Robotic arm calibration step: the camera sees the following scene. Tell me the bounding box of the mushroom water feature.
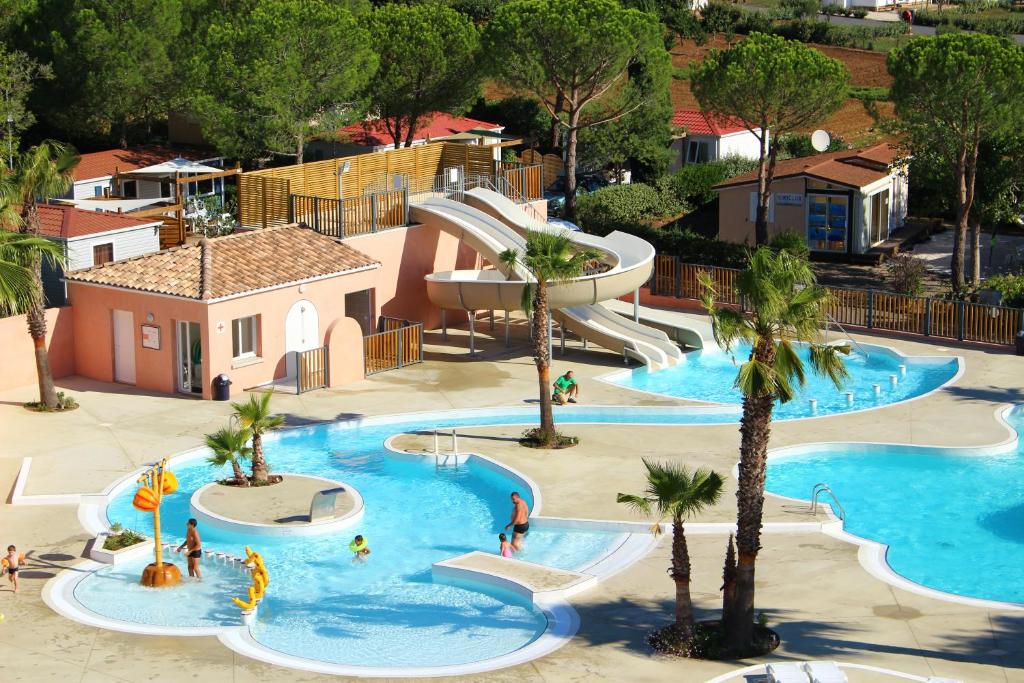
[132,458,181,587]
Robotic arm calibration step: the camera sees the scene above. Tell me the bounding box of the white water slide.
[411,188,684,369]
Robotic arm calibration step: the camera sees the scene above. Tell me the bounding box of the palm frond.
[734,358,776,399]
[773,339,806,392]
[808,343,851,389]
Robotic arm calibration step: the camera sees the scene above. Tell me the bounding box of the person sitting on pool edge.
[552,370,579,405]
[349,535,371,560]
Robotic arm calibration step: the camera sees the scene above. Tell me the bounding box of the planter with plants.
[90,523,153,565]
[24,391,78,413]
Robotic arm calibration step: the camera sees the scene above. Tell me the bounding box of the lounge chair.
[802,661,848,683]
[766,662,808,683]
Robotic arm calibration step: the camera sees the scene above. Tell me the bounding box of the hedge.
[575,183,681,235]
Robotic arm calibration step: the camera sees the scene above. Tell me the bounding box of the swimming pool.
[766,406,1024,606]
[73,410,647,671]
[606,341,960,418]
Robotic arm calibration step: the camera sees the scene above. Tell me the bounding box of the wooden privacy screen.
[521,149,563,190]
[238,142,498,228]
[650,257,1024,347]
[296,346,328,394]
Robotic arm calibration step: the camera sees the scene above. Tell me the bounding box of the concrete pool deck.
[1,312,1022,682]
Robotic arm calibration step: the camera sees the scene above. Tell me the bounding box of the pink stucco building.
[59,222,477,399]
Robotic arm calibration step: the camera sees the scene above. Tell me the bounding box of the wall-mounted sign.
[775,193,804,206]
[141,324,160,350]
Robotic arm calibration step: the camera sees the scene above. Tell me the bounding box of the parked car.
[543,173,609,213]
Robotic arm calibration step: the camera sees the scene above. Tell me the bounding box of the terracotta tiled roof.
[714,143,900,190]
[671,109,752,137]
[74,146,215,182]
[17,204,161,239]
[65,225,380,300]
[339,113,503,147]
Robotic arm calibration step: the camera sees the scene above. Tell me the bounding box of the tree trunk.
[534,282,555,444]
[725,337,776,653]
[563,109,580,223]
[721,533,737,617]
[250,431,269,483]
[21,200,58,409]
[951,148,969,296]
[549,91,564,150]
[231,458,248,486]
[754,131,773,246]
[969,213,981,287]
[404,116,419,148]
[671,518,694,633]
[296,132,304,165]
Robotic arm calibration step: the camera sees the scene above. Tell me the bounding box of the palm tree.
[500,231,599,446]
[617,459,724,636]
[700,247,849,653]
[0,232,64,317]
[0,141,79,409]
[205,425,253,486]
[232,390,284,483]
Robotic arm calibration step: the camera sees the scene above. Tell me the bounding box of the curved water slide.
[411,195,684,368]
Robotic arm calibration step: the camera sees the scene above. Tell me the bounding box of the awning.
[56,197,175,214]
[126,158,223,176]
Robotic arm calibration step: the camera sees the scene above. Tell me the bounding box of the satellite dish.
[811,130,831,153]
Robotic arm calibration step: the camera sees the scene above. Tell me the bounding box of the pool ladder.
[432,427,461,468]
[810,483,846,523]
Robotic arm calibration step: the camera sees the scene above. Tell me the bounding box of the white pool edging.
[189,475,364,537]
[762,404,1024,612]
[598,339,965,424]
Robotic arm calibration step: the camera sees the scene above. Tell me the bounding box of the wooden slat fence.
[290,190,408,238]
[497,163,543,201]
[295,346,329,394]
[650,256,1024,347]
[364,322,424,375]
[521,149,563,190]
[158,216,185,250]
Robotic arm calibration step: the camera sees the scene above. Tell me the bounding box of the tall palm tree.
[0,141,79,409]
[617,459,724,636]
[700,247,849,653]
[0,231,64,317]
[205,425,253,486]
[232,390,284,483]
[500,231,598,447]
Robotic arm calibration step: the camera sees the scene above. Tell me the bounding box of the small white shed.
[670,109,767,173]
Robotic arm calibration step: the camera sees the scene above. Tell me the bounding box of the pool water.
[76,410,646,669]
[766,406,1024,605]
[609,341,959,418]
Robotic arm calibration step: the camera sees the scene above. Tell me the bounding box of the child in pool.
[498,533,514,558]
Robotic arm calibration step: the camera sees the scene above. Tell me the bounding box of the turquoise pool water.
[767,406,1024,605]
[609,342,959,418]
[79,407,716,669]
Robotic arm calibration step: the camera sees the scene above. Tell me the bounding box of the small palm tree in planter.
[701,247,849,655]
[206,425,253,486]
[617,459,724,648]
[232,390,284,484]
[499,231,599,448]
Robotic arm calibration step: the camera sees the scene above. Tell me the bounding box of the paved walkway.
[1,313,1022,682]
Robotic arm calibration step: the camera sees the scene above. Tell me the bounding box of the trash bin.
[213,374,232,401]
[1016,331,1024,357]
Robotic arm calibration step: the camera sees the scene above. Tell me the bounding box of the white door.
[284,300,319,377]
[112,310,136,384]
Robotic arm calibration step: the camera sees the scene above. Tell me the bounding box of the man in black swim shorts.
[504,492,530,551]
[177,518,203,579]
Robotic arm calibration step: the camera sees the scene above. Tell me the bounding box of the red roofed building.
[307,113,506,161]
[65,146,226,205]
[7,204,164,306]
[714,143,908,256]
[669,109,766,172]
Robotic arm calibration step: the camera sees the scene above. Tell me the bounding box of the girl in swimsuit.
[498,533,514,558]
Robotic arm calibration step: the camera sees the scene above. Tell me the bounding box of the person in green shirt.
[552,370,579,405]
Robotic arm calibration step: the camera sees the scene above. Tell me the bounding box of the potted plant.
[90,522,153,565]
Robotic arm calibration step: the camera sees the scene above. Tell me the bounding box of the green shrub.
[576,183,678,235]
[769,230,810,259]
[715,154,760,179]
[781,0,820,19]
[985,272,1024,308]
[669,164,730,208]
[776,132,846,159]
[848,86,890,102]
